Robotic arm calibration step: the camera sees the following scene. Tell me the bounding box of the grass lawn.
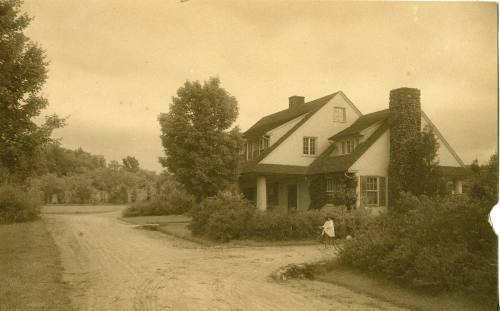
[120,215,319,248]
[0,220,73,311]
[314,261,495,311]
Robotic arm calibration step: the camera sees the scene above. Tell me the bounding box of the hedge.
[189,192,369,242]
[339,192,497,299]
[0,185,41,224]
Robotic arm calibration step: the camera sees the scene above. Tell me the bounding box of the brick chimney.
[289,96,305,109]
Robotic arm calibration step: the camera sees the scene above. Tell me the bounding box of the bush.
[189,191,367,242]
[320,204,372,238]
[249,211,324,241]
[189,191,254,241]
[122,180,195,217]
[339,192,497,299]
[0,185,41,224]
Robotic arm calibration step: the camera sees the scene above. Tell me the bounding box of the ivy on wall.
[309,172,357,210]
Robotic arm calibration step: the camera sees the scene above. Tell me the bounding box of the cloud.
[23,1,497,170]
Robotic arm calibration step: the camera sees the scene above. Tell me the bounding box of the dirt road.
[44,209,406,311]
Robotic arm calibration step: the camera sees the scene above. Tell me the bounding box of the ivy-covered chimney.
[388,87,421,208]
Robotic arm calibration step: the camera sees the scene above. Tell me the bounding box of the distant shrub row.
[122,179,194,217]
[0,185,41,224]
[189,192,370,242]
[339,192,497,300]
[122,196,193,217]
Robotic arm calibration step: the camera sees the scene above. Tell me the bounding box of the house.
[239,87,466,213]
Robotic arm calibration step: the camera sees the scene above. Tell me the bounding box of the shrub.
[339,192,497,299]
[320,204,372,238]
[189,191,368,242]
[249,211,324,240]
[189,191,254,240]
[0,185,41,224]
[122,180,195,217]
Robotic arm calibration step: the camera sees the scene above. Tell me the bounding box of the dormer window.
[339,138,357,155]
[259,136,270,153]
[334,107,346,122]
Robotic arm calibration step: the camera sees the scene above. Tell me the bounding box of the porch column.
[454,179,463,194]
[256,176,267,210]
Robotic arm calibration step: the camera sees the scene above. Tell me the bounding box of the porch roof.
[240,163,308,175]
[439,166,470,178]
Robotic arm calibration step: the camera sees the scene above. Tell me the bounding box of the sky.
[22,1,498,171]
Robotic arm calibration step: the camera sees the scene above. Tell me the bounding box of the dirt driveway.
[44,208,406,311]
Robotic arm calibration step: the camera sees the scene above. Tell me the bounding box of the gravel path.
[44,210,406,311]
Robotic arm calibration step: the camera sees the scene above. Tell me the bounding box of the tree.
[122,156,139,172]
[468,153,498,206]
[390,125,442,212]
[416,126,444,196]
[0,0,65,181]
[108,160,121,172]
[158,77,242,200]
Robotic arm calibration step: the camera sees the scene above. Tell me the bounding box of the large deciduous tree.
[0,0,64,181]
[122,156,140,172]
[158,77,242,200]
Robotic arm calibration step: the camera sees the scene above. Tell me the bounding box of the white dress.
[322,220,335,237]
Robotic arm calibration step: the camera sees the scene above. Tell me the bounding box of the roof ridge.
[243,91,339,138]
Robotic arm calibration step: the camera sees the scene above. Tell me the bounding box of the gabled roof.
[308,116,394,174]
[421,111,465,167]
[329,109,391,140]
[243,92,338,139]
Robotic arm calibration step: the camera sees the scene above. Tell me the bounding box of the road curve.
[44,210,406,311]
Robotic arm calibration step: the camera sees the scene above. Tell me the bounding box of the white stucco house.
[239,87,466,213]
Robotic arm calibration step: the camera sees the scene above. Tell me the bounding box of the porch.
[239,174,310,212]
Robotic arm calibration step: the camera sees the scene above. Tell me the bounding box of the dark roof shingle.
[309,116,394,174]
[243,92,338,139]
[329,109,391,140]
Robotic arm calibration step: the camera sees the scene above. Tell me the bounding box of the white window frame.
[366,177,379,206]
[259,136,270,154]
[339,138,357,155]
[326,177,334,193]
[334,107,346,122]
[303,137,317,156]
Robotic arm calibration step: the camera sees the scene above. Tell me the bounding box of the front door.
[287,184,297,211]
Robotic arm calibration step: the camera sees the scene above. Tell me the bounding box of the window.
[360,176,386,207]
[334,107,346,122]
[326,178,334,193]
[366,177,378,205]
[240,143,248,161]
[339,139,357,155]
[259,136,270,154]
[346,140,355,153]
[303,137,317,155]
[251,141,259,159]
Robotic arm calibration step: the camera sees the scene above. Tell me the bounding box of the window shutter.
[342,108,346,122]
[360,176,367,207]
[379,177,386,206]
